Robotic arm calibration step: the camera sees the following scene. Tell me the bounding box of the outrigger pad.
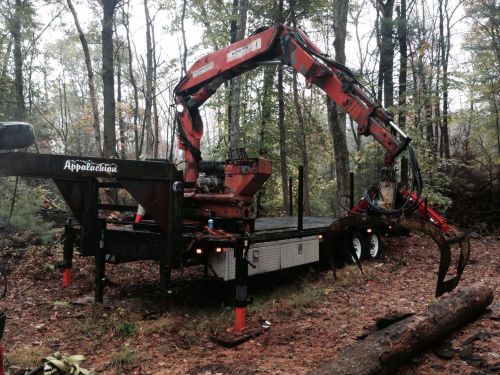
[211,326,267,348]
[0,122,35,150]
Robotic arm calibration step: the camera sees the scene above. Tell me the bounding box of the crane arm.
[174,24,410,183]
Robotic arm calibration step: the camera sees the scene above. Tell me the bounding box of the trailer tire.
[366,233,381,260]
[0,122,35,150]
[349,231,365,264]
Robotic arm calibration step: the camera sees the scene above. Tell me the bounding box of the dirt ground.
[1,231,498,374]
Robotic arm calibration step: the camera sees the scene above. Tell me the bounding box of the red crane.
[174,24,413,226]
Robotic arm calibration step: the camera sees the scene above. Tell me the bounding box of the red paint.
[0,342,4,375]
[401,189,455,235]
[349,197,370,216]
[234,307,246,333]
[183,158,271,220]
[174,27,280,94]
[134,205,146,224]
[62,268,72,287]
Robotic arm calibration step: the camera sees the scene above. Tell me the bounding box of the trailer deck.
[254,216,336,232]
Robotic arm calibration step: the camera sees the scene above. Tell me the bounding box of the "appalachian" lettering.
[63,159,118,174]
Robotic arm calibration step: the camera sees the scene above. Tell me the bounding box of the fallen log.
[308,282,494,375]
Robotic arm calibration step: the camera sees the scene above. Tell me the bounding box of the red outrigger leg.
[62,268,72,287]
[0,311,6,375]
[61,219,75,287]
[232,237,249,333]
[234,307,246,333]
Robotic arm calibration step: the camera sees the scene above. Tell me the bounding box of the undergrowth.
[0,177,53,242]
[5,344,51,368]
[109,348,136,370]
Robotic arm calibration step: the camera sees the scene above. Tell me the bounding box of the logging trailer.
[0,24,470,340]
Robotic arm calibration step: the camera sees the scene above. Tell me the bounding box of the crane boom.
[174,24,412,222]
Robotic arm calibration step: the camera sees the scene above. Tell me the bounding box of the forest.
[0,0,498,223]
[0,0,498,374]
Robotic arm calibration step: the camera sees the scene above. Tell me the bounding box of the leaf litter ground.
[1,233,498,374]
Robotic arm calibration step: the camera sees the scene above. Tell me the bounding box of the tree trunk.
[27,49,35,115]
[256,67,275,217]
[12,0,25,121]
[180,0,188,75]
[293,71,311,215]
[424,77,434,145]
[1,37,13,82]
[290,1,310,215]
[440,0,451,158]
[277,65,290,215]
[327,0,349,214]
[152,22,159,158]
[309,283,494,375]
[397,0,408,184]
[379,0,395,110]
[226,0,239,137]
[143,0,154,158]
[116,41,126,159]
[67,0,102,156]
[229,0,248,151]
[102,0,118,158]
[375,8,383,103]
[123,7,140,159]
[493,91,500,154]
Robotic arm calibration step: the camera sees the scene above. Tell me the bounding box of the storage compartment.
[208,236,319,281]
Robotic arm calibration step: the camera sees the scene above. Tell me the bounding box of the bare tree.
[143,0,154,157]
[67,0,103,156]
[397,0,408,182]
[152,17,159,158]
[438,0,460,158]
[12,0,25,120]
[378,0,395,109]
[229,0,248,151]
[256,66,275,217]
[277,0,290,214]
[291,2,310,215]
[123,7,140,159]
[116,35,126,159]
[180,0,188,75]
[327,0,350,214]
[102,0,120,158]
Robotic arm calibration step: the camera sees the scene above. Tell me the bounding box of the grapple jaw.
[399,217,470,297]
[323,216,470,297]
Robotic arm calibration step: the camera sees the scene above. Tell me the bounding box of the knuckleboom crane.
[174,24,413,222]
[0,24,470,341]
[174,24,469,301]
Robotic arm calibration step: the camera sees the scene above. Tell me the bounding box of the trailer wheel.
[349,231,364,263]
[0,122,35,150]
[366,233,381,260]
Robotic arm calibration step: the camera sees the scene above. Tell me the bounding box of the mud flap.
[323,216,470,297]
